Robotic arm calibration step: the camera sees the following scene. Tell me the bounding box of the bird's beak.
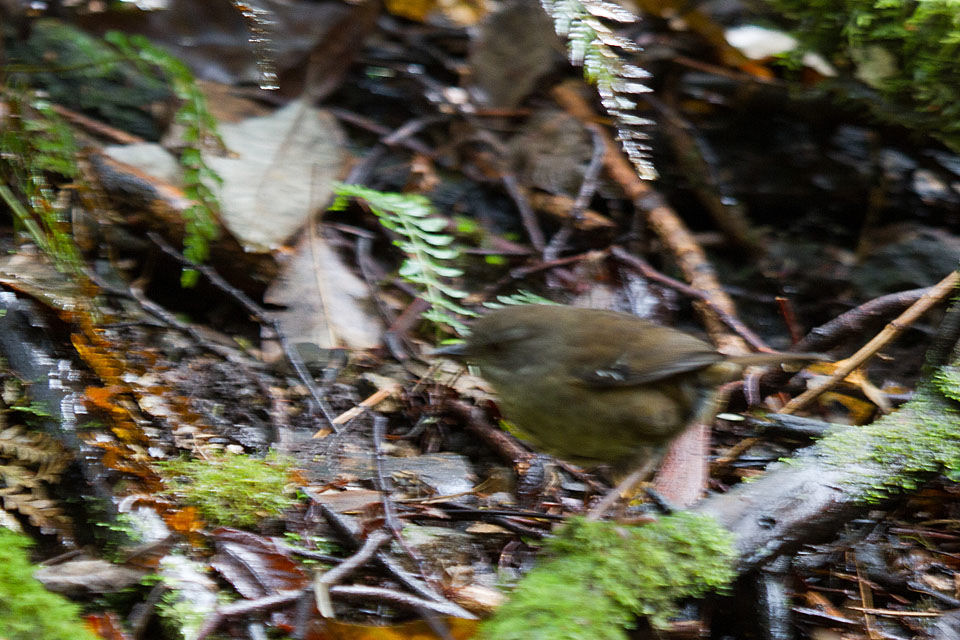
[429,342,470,358]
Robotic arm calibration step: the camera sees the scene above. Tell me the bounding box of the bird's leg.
[586,454,661,520]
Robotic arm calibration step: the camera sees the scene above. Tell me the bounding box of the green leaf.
[398,261,424,278]
[421,245,459,260]
[181,268,200,288]
[419,232,455,246]
[431,264,464,278]
[414,217,449,232]
[180,147,202,168]
[328,183,474,335]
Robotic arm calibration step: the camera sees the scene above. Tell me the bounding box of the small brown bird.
[435,304,821,475]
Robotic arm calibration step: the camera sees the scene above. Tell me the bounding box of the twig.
[479,250,589,301]
[526,192,614,231]
[543,124,607,262]
[372,416,404,543]
[355,235,413,362]
[329,108,437,157]
[775,296,804,345]
[128,579,165,640]
[372,415,458,640]
[712,436,760,470]
[331,585,475,617]
[278,542,340,564]
[383,296,430,364]
[318,504,471,613]
[314,530,391,617]
[501,173,545,252]
[445,398,533,468]
[852,553,878,640]
[672,54,780,85]
[793,287,934,354]
[328,387,398,429]
[550,85,747,353]
[371,415,439,591]
[88,272,265,368]
[586,456,659,520]
[345,115,443,184]
[508,250,601,281]
[195,583,476,640]
[742,413,841,440]
[741,370,761,406]
[781,270,959,414]
[759,285,933,391]
[330,223,421,301]
[195,591,300,640]
[845,607,940,618]
[610,246,772,352]
[431,503,562,522]
[52,103,146,144]
[354,237,392,330]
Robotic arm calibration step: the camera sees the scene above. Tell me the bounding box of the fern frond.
[0,93,84,274]
[0,425,74,541]
[540,0,657,180]
[485,291,558,308]
[105,32,224,287]
[330,184,477,336]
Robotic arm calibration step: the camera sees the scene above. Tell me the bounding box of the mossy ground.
[0,527,99,640]
[480,513,737,640]
[158,451,299,529]
[817,378,960,501]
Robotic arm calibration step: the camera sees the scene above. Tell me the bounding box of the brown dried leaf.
[308,616,480,640]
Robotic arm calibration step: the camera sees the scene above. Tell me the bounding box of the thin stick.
[502,173,545,252]
[326,387,397,430]
[373,416,404,544]
[318,503,470,613]
[586,456,659,520]
[195,582,475,639]
[781,270,959,414]
[314,530,390,617]
[543,124,606,261]
[371,415,437,591]
[610,246,772,352]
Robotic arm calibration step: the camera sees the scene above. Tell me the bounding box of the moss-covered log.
[696,379,960,571]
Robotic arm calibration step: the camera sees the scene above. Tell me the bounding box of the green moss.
[480,513,736,640]
[158,451,298,528]
[766,0,960,152]
[815,380,960,499]
[0,528,99,640]
[934,364,960,404]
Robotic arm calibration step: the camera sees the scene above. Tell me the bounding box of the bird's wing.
[570,350,723,388]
